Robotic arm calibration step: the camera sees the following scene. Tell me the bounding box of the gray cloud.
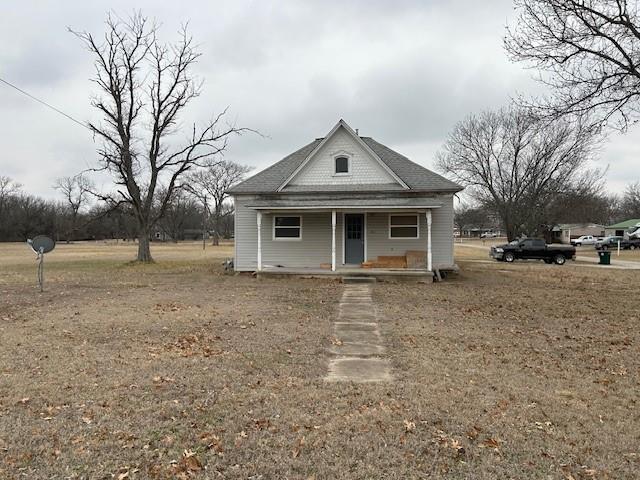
[0,0,637,200]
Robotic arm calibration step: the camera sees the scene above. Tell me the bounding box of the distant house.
[227,119,463,273]
[460,226,503,238]
[605,219,640,237]
[549,223,605,244]
[153,229,210,242]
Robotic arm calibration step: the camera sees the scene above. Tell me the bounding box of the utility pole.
[202,193,207,251]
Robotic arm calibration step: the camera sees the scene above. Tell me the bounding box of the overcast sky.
[1,0,638,201]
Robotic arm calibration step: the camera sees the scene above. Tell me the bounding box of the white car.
[571,235,599,246]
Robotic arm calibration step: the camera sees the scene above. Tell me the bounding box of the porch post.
[426,210,432,272]
[257,211,262,271]
[331,210,336,271]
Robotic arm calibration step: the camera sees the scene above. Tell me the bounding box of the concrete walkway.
[325,281,393,383]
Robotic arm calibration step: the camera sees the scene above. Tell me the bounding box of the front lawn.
[0,241,637,478]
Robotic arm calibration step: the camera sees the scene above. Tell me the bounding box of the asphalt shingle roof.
[228,135,462,194]
[245,197,444,209]
[281,183,406,193]
[228,139,321,194]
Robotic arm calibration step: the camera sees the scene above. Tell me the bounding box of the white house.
[227,119,463,274]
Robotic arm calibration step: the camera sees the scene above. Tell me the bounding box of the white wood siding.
[363,195,454,267]
[233,194,455,271]
[234,195,341,270]
[289,127,397,186]
[430,194,455,267]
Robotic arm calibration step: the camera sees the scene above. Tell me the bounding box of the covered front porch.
[246,197,442,273]
[256,266,435,281]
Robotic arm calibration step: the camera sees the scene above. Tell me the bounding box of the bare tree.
[71,12,247,261]
[437,107,601,240]
[454,202,501,237]
[54,174,94,242]
[187,160,250,245]
[547,175,615,225]
[620,181,640,218]
[155,188,201,242]
[0,176,22,217]
[0,176,23,239]
[505,0,640,129]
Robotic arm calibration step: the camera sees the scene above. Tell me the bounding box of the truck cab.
[490,238,576,265]
[571,235,598,246]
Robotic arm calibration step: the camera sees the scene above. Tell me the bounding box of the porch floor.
[256,265,434,280]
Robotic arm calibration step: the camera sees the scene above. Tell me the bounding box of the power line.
[0,76,91,131]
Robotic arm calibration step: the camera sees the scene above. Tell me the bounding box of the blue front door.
[345,214,364,264]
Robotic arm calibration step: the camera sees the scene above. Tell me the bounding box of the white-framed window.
[389,214,419,239]
[333,156,350,176]
[273,215,302,240]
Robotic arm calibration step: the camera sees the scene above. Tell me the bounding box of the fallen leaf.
[481,437,500,449]
[179,450,202,472]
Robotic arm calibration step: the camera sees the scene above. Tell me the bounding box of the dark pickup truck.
[490,238,576,265]
[595,236,640,250]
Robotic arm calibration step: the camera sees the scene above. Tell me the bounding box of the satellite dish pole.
[202,193,207,251]
[37,246,45,292]
[26,235,55,292]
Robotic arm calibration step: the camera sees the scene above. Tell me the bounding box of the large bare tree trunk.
[212,206,221,246]
[137,229,152,262]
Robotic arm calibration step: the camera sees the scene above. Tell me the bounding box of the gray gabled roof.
[361,138,461,192]
[228,134,462,194]
[245,197,444,210]
[228,139,322,194]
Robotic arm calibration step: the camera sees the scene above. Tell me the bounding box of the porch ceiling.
[245,197,443,211]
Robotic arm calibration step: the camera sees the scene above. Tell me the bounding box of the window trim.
[272,215,303,241]
[388,214,420,240]
[332,153,351,176]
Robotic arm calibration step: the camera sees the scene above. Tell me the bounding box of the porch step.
[341,276,377,284]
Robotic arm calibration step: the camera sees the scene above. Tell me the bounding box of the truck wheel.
[504,252,515,263]
[554,254,566,265]
[544,259,552,264]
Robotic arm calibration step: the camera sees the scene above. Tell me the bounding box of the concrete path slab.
[327,342,386,356]
[333,321,378,331]
[325,282,393,383]
[326,358,393,382]
[334,329,381,344]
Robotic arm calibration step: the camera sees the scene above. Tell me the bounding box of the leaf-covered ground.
[0,241,638,479]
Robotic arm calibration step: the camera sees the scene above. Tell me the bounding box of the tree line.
[0,159,248,243]
[455,181,640,237]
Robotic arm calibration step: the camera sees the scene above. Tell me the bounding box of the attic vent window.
[334,156,350,175]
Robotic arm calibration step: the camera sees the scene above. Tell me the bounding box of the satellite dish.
[30,235,55,254]
[26,235,55,292]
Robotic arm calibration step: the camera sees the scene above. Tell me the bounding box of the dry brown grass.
[574,245,640,261]
[1,241,638,479]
